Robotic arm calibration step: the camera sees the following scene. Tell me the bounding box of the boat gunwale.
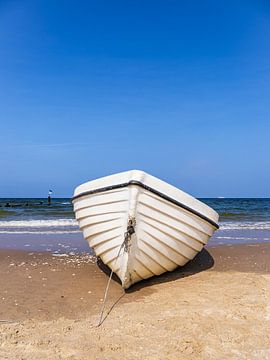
[72,180,219,229]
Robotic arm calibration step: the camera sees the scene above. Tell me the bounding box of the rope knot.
[124,218,136,252]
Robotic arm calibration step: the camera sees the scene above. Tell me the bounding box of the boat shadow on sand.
[97,248,214,293]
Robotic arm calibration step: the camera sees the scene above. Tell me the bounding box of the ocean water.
[0,198,77,234]
[0,198,270,251]
[204,198,270,246]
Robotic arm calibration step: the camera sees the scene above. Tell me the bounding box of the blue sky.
[1,0,270,197]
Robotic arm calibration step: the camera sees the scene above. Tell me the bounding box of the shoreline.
[1,242,270,359]
[1,226,270,254]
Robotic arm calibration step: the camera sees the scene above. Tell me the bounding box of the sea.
[0,198,270,253]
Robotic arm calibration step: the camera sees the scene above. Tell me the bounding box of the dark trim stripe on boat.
[72,180,219,229]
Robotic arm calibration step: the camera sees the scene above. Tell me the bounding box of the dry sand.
[0,243,270,359]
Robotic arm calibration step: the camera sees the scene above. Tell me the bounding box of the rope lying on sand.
[96,222,135,327]
[96,245,125,327]
[0,320,19,324]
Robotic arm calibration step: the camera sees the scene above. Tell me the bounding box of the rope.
[0,320,18,324]
[96,223,134,327]
[96,268,115,327]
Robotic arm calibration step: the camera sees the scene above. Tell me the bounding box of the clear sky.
[1,0,270,197]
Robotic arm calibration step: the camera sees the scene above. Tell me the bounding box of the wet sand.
[1,243,270,359]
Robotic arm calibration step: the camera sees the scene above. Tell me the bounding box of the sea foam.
[0,219,78,228]
[220,221,270,230]
[0,219,79,234]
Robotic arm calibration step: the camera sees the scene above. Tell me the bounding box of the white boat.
[72,170,219,289]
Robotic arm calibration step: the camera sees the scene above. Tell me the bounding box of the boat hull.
[72,170,219,289]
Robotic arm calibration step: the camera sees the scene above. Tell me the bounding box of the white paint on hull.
[73,170,219,289]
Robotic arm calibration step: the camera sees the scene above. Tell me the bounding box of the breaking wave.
[220,221,270,230]
[0,219,79,234]
[0,230,81,234]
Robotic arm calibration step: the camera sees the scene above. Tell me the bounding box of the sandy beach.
[0,243,270,359]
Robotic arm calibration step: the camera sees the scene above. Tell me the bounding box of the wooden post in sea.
[48,190,52,206]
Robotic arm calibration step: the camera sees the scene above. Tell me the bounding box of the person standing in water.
[48,190,52,206]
